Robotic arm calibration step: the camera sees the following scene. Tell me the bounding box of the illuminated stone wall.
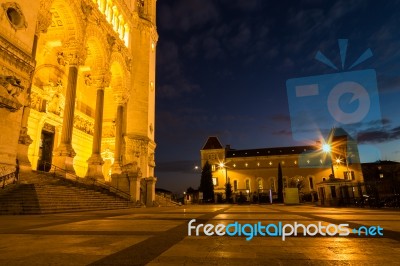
[201,135,364,199]
[0,0,158,206]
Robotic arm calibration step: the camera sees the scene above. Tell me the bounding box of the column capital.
[92,70,112,88]
[113,92,129,105]
[59,41,87,67]
[35,10,52,35]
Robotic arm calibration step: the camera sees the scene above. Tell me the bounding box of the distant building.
[200,128,364,205]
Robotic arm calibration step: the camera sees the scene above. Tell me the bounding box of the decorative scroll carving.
[73,115,94,135]
[36,10,52,34]
[0,75,24,112]
[0,75,24,97]
[113,92,129,105]
[81,0,93,20]
[92,70,111,88]
[62,41,87,66]
[29,91,43,112]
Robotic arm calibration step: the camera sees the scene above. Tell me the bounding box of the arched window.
[233,180,238,191]
[245,179,250,191]
[257,178,263,190]
[270,177,275,191]
[309,176,314,190]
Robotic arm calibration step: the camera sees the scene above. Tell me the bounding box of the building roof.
[202,136,223,150]
[226,145,318,158]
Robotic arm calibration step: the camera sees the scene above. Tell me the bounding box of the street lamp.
[322,143,335,179]
[218,162,228,184]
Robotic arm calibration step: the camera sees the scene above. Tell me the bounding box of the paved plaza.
[0,204,399,265]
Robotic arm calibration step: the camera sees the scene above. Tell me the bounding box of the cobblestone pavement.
[0,204,399,265]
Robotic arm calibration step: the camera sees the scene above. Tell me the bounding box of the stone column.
[86,88,105,180]
[145,176,157,207]
[111,93,128,188]
[86,72,110,180]
[52,47,86,173]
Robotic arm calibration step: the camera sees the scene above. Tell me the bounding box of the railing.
[39,161,131,201]
[1,171,17,189]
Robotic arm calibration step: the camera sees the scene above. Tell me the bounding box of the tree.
[225,181,233,203]
[277,163,283,203]
[199,161,214,202]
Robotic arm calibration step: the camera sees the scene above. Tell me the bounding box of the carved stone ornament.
[73,115,94,135]
[0,75,24,111]
[2,2,28,31]
[81,0,93,20]
[36,10,52,34]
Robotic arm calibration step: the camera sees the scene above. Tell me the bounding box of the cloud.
[158,0,219,32]
[230,23,252,49]
[357,123,400,144]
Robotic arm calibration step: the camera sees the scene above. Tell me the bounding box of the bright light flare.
[322,144,331,153]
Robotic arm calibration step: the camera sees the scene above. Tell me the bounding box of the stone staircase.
[155,194,181,207]
[0,170,132,214]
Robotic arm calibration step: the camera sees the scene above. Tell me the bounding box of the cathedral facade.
[0,0,157,205]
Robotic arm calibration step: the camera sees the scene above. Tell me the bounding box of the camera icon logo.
[286,39,382,141]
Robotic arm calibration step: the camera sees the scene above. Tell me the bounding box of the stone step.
[0,172,132,214]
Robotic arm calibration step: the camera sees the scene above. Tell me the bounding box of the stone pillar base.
[52,143,76,174]
[129,175,141,203]
[111,162,122,175]
[122,162,142,203]
[86,154,104,180]
[17,128,32,168]
[145,176,157,207]
[111,173,129,194]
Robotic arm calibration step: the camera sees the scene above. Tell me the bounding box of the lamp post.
[218,162,228,184]
[322,143,335,179]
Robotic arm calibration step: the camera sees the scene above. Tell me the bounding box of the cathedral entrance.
[37,124,55,172]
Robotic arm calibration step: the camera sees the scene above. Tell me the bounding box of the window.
[344,171,355,180]
[245,179,250,190]
[309,177,314,189]
[233,180,238,191]
[330,186,337,198]
[211,164,216,171]
[212,177,218,186]
[258,179,263,189]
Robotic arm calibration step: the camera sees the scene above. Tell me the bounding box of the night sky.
[154,0,400,193]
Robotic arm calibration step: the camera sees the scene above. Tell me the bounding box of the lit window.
[211,165,216,171]
[258,179,263,189]
[245,179,250,190]
[212,177,218,186]
[233,180,238,191]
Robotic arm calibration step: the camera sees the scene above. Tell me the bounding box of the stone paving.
[0,204,399,265]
